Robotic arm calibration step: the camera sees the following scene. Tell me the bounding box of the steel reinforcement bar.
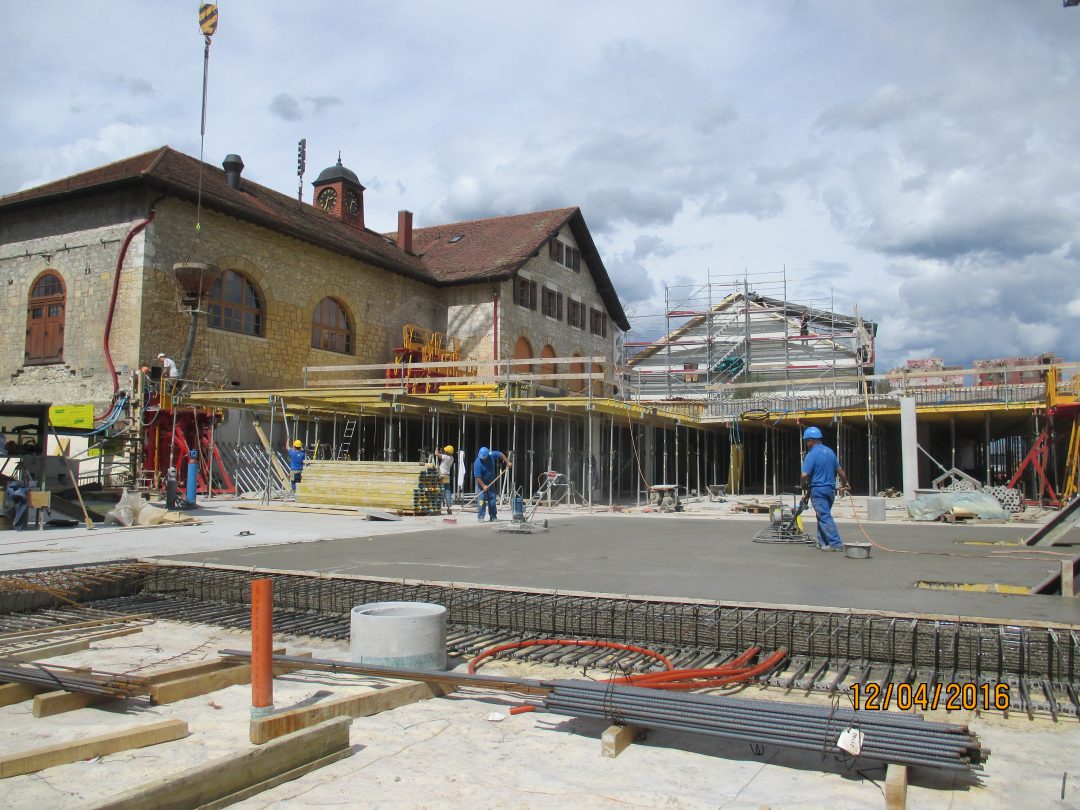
[132,565,1078,686]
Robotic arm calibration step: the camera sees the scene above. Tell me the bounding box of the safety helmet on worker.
[803,427,823,441]
[443,445,454,454]
[478,446,490,459]
[293,440,303,448]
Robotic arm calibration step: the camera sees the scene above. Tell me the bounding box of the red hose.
[469,639,788,706]
[100,202,160,417]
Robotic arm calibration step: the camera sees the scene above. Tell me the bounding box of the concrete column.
[900,396,918,500]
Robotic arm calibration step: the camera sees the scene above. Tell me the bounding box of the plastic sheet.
[906,490,1009,522]
[105,489,149,527]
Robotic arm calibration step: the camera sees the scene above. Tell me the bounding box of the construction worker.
[473,446,511,522]
[434,445,455,514]
[288,440,306,494]
[800,426,850,551]
[157,353,179,379]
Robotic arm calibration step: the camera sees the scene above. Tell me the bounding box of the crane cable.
[194,4,218,240]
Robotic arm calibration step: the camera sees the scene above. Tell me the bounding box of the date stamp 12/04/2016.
[850,682,1011,712]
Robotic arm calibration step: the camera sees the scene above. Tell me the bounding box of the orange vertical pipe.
[250,578,273,716]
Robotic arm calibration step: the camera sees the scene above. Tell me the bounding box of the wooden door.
[25,273,65,364]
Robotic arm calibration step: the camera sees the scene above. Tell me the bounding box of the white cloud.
[1,1,1079,370]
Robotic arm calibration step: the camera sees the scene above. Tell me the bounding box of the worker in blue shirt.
[800,426,850,551]
[473,446,512,522]
[288,440,306,494]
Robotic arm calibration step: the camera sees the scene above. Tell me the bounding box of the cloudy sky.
[3,1,1079,370]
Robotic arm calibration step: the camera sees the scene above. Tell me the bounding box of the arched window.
[539,344,557,388]
[208,269,264,337]
[569,354,586,395]
[513,336,533,374]
[311,297,353,354]
[25,272,65,365]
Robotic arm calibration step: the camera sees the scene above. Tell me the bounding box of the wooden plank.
[0,719,189,779]
[9,638,90,661]
[150,650,310,704]
[142,658,237,685]
[33,689,115,718]
[198,749,353,809]
[885,763,908,810]
[0,614,150,642]
[601,723,641,759]
[10,625,145,662]
[249,680,450,744]
[0,682,45,707]
[95,717,352,810]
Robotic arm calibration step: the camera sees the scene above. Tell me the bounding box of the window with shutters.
[208,269,264,337]
[549,238,580,272]
[567,299,584,329]
[25,271,66,365]
[541,287,563,321]
[311,297,353,354]
[589,308,608,337]
[515,277,537,310]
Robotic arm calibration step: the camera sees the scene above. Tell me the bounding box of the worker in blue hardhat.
[473,446,512,522]
[800,426,850,551]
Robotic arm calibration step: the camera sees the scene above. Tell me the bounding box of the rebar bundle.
[535,679,988,775]
[0,659,149,698]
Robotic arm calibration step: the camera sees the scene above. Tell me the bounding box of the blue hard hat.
[478,446,490,459]
[803,426,823,440]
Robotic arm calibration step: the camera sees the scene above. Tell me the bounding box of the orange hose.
[469,639,788,707]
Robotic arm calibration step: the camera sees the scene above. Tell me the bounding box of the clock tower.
[311,155,365,228]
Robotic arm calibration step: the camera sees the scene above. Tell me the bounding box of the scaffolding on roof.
[625,269,876,403]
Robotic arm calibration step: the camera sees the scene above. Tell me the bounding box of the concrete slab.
[159,514,1080,625]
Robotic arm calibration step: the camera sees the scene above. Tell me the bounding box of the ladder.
[337,420,357,459]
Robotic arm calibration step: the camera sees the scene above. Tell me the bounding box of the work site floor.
[2,620,1077,809]
[158,513,1080,625]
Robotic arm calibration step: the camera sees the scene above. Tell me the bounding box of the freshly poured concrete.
[160,514,1080,625]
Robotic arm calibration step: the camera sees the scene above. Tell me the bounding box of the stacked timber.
[297,461,443,514]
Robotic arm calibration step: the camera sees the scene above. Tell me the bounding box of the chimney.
[222,154,244,190]
[397,210,414,254]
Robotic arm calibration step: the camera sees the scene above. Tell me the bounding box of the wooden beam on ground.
[601,723,641,759]
[32,689,114,718]
[142,658,239,685]
[94,717,352,810]
[0,683,46,707]
[9,626,143,662]
[249,680,451,744]
[150,650,309,705]
[0,718,188,779]
[0,614,150,642]
[885,763,908,810]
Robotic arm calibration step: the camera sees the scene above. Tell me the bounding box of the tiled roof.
[409,208,630,330]
[1,147,630,330]
[0,146,429,281]
[410,208,576,283]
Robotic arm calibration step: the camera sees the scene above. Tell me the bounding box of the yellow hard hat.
[443,445,454,453]
[293,440,303,448]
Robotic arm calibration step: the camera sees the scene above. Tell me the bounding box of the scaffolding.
[625,269,875,404]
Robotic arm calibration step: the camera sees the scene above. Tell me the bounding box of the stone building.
[0,147,630,407]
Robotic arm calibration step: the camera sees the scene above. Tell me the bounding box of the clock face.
[343,190,360,215]
[316,187,337,212]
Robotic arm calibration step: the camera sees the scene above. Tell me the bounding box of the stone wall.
[0,188,149,406]
[142,198,445,390]
[499,225,616,392]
